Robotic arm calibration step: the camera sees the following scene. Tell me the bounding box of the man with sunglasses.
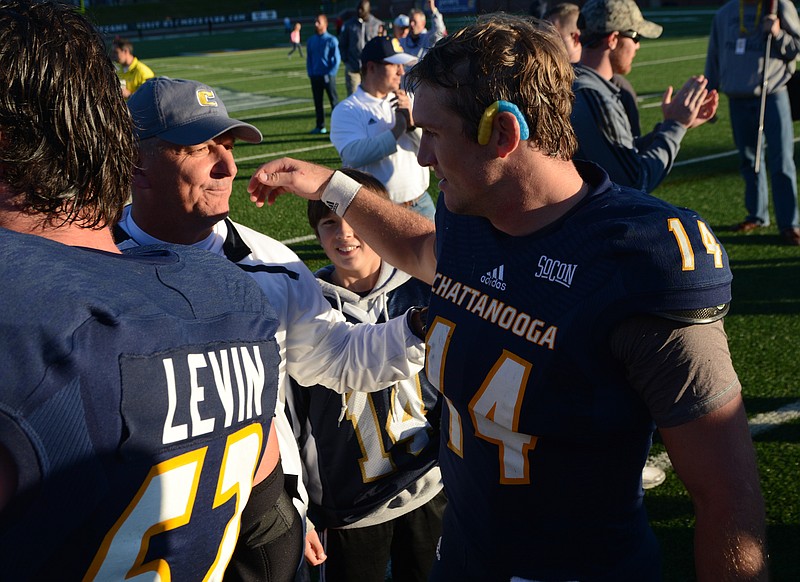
[571,0,719,194]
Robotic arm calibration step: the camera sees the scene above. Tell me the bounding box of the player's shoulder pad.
[588,188,733,312]
[125,243,279,321]
[655,303,730,324]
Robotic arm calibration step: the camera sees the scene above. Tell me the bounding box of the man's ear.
[606,31,619,50]
[570,30,581,48]
[494,111,523,158]
[131,160,151,190]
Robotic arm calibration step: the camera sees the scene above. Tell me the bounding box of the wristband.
[407,306,429,340]
[321,170,361,217]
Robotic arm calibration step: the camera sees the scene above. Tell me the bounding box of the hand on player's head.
[248,158,335,207]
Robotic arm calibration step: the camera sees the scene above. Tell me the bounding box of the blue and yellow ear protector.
[477,100,531,145]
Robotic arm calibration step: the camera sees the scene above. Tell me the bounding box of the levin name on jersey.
[430,273,558,350]
[120,341,273,454]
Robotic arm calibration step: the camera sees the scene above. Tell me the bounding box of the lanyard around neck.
[740,0,764,35]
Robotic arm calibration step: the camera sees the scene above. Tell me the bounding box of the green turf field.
[133,13,799,580]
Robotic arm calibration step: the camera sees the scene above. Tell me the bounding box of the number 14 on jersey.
[426,317,538,485]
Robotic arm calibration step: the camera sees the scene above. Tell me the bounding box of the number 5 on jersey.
[84,423,263,581]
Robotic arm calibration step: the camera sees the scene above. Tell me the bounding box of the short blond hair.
[406,13,577,160]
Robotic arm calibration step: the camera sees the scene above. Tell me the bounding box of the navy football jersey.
[427,162,731,581]
[0,230,280,581]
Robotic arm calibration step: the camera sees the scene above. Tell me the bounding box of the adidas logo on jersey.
[480,264,507,290]
[535,254,577,288]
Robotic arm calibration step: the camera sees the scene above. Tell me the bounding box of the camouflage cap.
[579,0,662,40]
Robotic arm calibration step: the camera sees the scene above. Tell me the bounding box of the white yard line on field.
[674,149,738,166]
[239,106,317,120]
[248,85,315,94]
[236,141,335,162]
[213,71,308,85]
[672,136,800,166]
[281,234,318,245]
[647,398,800,472]
[634,53,708,67]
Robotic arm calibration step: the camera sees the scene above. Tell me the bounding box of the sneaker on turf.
[310,127,327,134]
[735,220,763,233]
[780,227,800,245]
[642,465,666,489]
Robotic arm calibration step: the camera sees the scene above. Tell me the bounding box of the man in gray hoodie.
[705,0,800,245]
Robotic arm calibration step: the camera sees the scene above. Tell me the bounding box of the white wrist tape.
[321,171,361,217]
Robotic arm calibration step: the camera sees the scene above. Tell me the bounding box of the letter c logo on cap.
[196,90,218,107]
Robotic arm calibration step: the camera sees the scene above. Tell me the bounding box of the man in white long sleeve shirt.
[118,77,427,582]
[330,36,435,220]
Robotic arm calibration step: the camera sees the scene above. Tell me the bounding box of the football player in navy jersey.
[0,2,283,579]
[248,13,767,582]
[120,76,428,581]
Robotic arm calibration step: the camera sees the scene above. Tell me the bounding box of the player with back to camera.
[119,76,428,581]
[247,13,767,581]
[0,1,283,579]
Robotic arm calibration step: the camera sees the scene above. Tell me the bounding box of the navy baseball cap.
[127,77,262,145]
[361,36,417,65]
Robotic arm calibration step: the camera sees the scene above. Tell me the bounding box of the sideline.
[635,53,707,67]
[239,136,800,169]
[237,141,334,163]
[647,399,800,472]
[674,136,800,167]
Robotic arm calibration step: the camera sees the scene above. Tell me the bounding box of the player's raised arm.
[249,158,438,284]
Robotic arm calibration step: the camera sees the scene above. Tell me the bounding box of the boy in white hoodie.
[289,169,444,582]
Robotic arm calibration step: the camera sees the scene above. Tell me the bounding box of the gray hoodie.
[706,0,800,97]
